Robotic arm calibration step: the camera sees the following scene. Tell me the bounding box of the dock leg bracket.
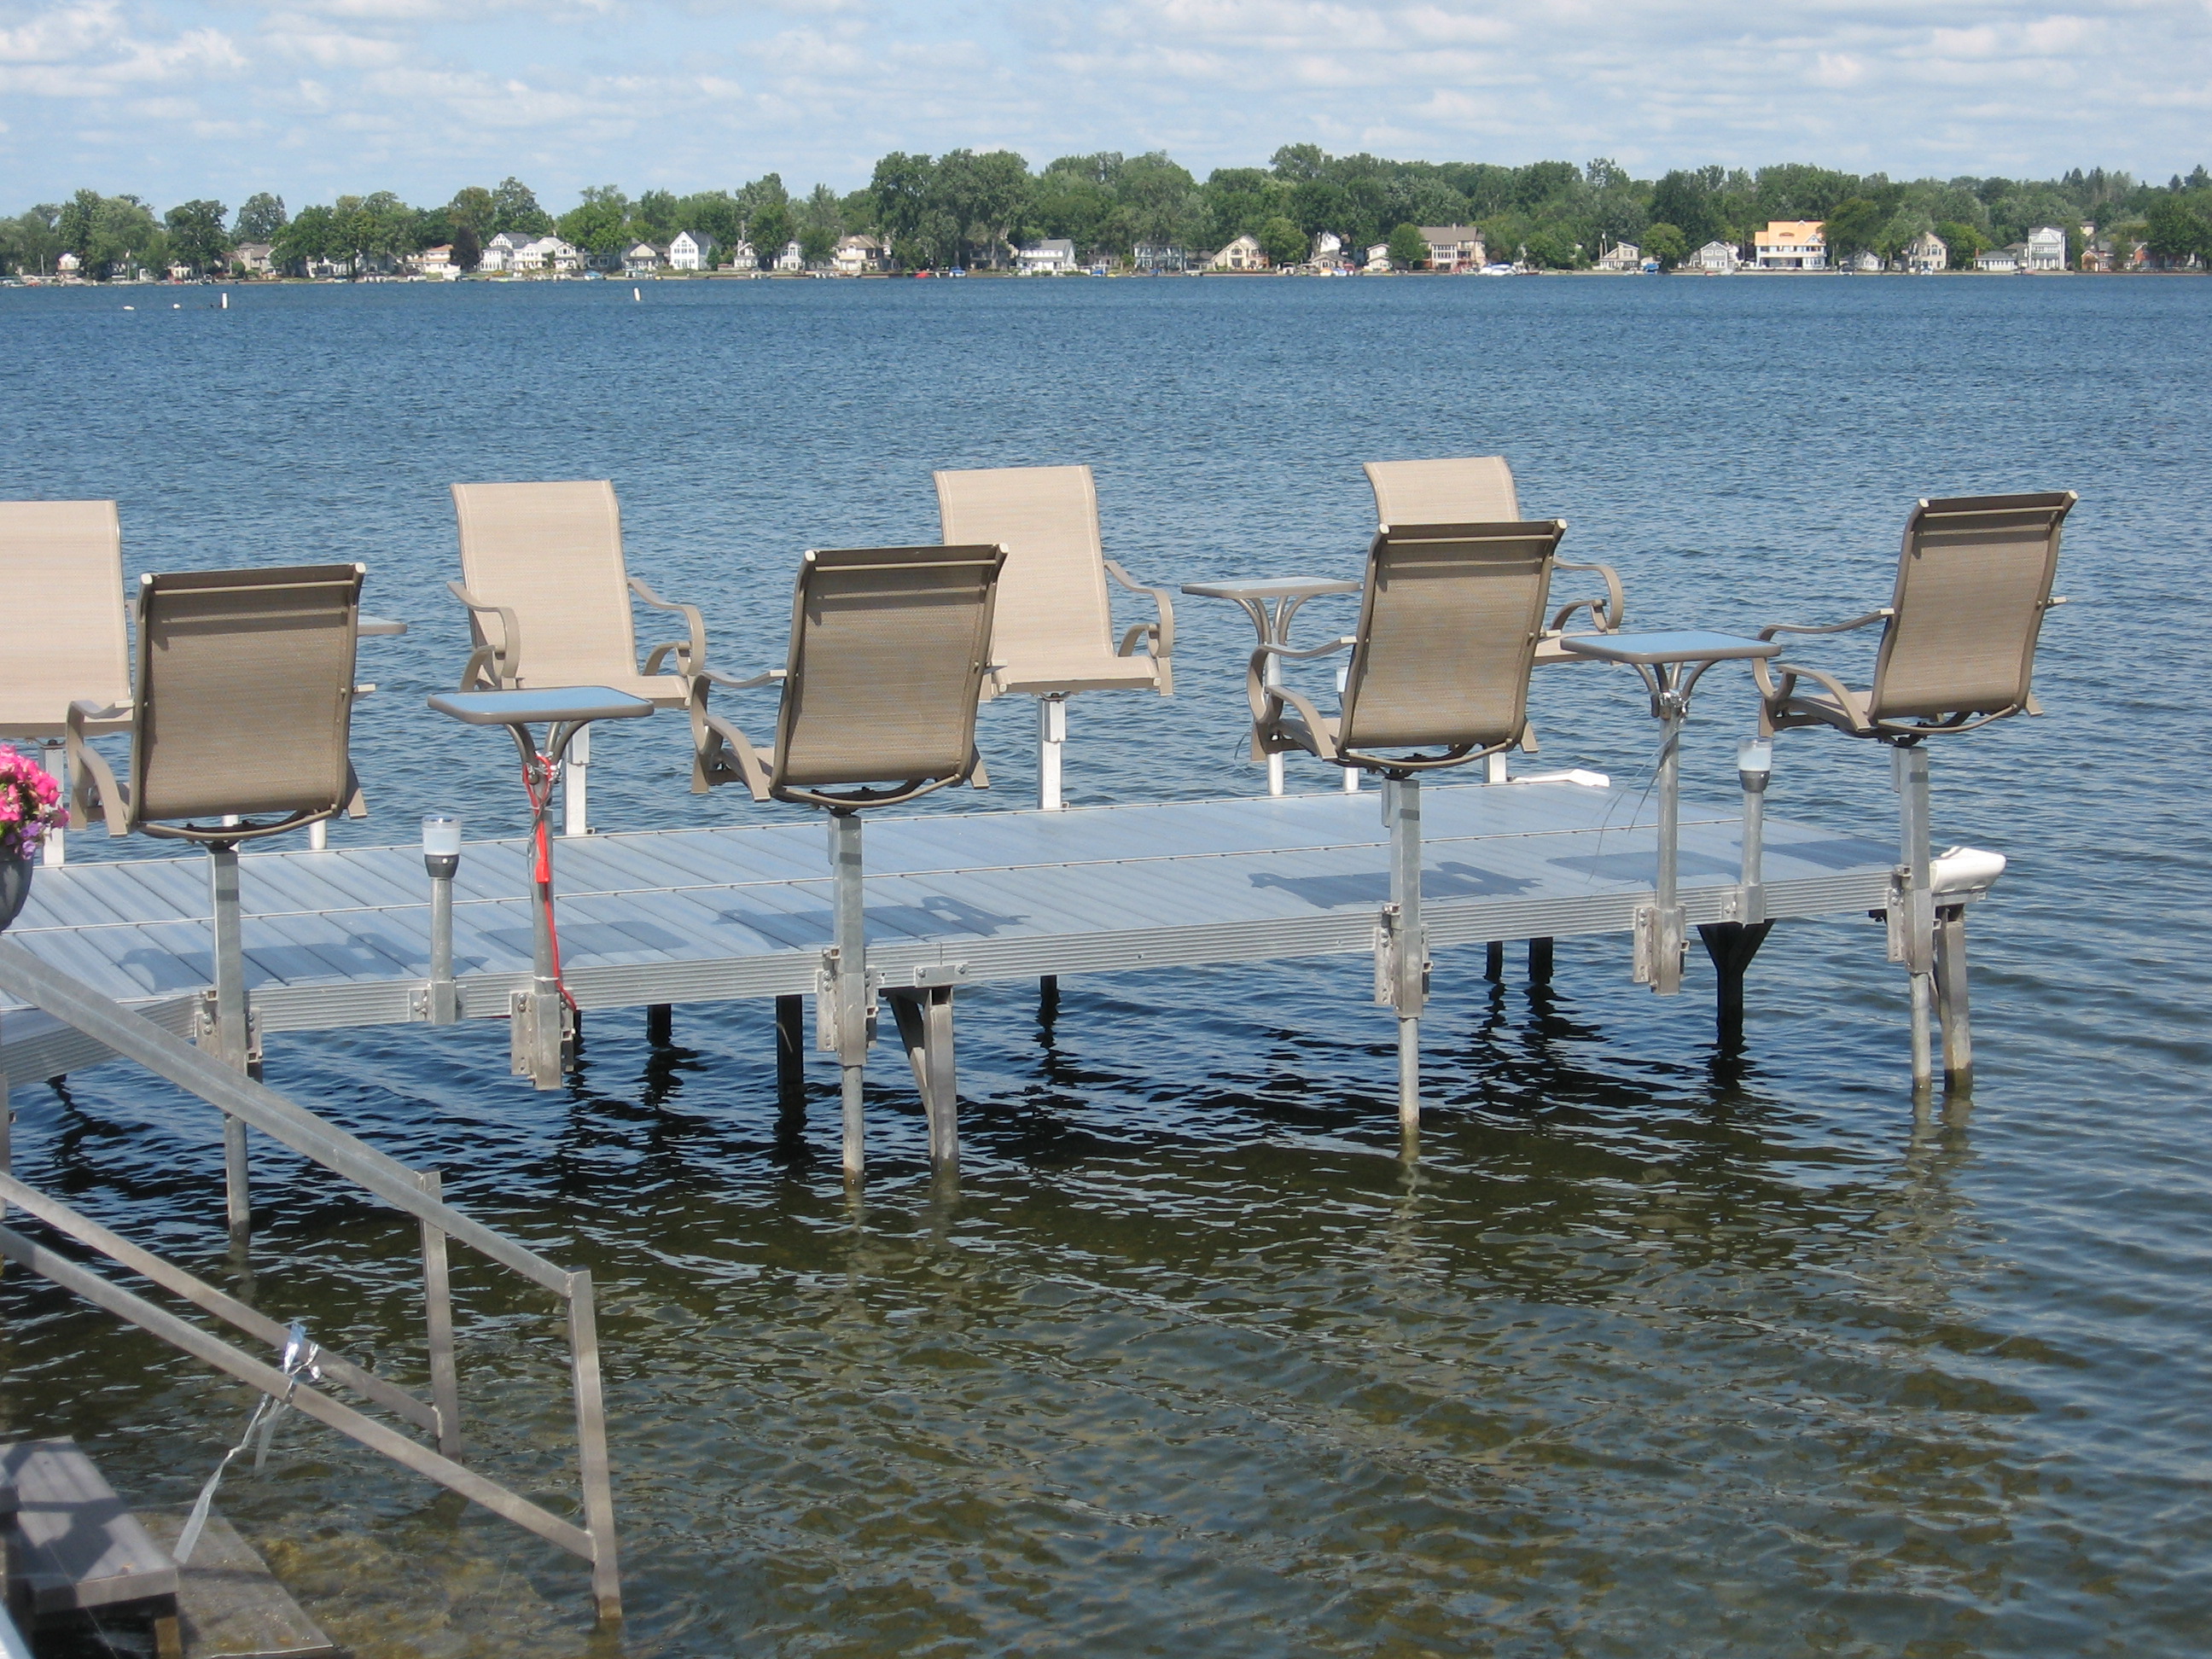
[888,983,959,1171]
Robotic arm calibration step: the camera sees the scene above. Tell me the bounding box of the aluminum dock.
[0,774,1916,1097]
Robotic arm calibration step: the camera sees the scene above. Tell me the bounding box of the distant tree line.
[5,149,2210,279]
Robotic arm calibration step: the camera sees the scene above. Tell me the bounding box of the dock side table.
[1559,631,1781,995]
[427,687,654,1088]
[1180,576,1361,796]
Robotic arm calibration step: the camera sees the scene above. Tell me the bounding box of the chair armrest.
[448,580,523,687]
[1253,635,1358,664]
[1549,557,1627,633]
[1755,608,1890,642]
[65,700,131,837]
[629,576,708,676]
[1104,560,1178,662]
[693,666,784,691]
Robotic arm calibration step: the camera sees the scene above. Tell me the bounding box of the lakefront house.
[1016,238,1080,275]
[667,230,716,271]
[1755,221,1826,270]
[1419,226,1487,271]
[1209,234,1267,271]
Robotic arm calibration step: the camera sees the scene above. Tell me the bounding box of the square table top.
[1558,630,1781,666]
[427,688,656,726]
[1181,576,1362,602]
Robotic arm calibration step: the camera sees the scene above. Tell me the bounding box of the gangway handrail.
[0,939,620,1621]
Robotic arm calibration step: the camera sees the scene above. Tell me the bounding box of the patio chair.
[449,480,715,827]
[934,464,1174,810]
[1249,518,1566,1132]
[692,543,1005,1180]
[1364,457,1627,663]
[1752,490,2076,1091]
[0,500,133,866]
[66,563,369,1237]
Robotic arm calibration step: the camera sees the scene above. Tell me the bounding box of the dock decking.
[0,775,1907,1085]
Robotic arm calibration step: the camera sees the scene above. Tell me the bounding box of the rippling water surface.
[2,274,2209,1656]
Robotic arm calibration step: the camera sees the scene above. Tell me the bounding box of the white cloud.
[0,0,2205,206]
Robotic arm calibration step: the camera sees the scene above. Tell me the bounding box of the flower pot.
[0,854,30,934]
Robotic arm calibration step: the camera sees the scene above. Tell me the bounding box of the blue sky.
[2,1,2206,210]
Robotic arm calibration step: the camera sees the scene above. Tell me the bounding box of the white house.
[1016,238,1079,275]
[55,251,82,279]
[1596,240,1642,272]
[1210,234,1267,271]
[1897,230,1947,274]
[774,240,806,272]
[1363,242,1392,273]
[511,236,580,274]
[1851,249,1883,273]
[419,245,457,278]
[2025,225,2067,271]
[1419,226,1486,270]
[477,232,527,273]
[1755,221,1826,270]
[1691,240,1741,274]
[1976,244,2024,273]
[833,235,888,275]
[667,230,715,271]
[1132,243,1188,271]
[624,242,664,276]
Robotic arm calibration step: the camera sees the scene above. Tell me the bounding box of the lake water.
[2,273,2209,1656]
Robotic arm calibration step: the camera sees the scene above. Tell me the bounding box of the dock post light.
[422,814,462,1024]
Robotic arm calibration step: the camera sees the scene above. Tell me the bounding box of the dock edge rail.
[0,939,621,1623]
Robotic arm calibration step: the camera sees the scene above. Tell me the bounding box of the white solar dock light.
[1737,736,1772,923]
[422,813,462,1025]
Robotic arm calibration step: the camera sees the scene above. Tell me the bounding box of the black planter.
[0,854,30,934]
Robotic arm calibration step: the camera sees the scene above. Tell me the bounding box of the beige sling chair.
[934,464,1174,810]
[692,543,1004,1181]
[1249,519,1566,1132]
[0,501,133,867]
[1365,455,1627,662]
[1754,491,2075,1093]
[450,480,717,830]
[67,564,369,1238]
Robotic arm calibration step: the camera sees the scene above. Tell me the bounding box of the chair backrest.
[934,465,1114,676]
[1340,522,1563,754]
[1363,457,1521,527]
[451,481,640,687]
[0,500,131,737]
[1870,492,2075,722]
[775,545,1004,791]
[131,565,363,824]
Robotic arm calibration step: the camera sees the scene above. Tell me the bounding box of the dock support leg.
[204,843,253,1239]
[1936,904,1972,1091]
[775,995,805,1106]
[1697,921,1776,1049]
[1528,937,1553,985]
[416,1168,463,1460]
[645,1004,672,1046]
[1895,745,1937,1092]
[514,780,574,1091]
[40,741,65,866]
[1638,704,1687,996]
[890,987,959,1171]
[562,725,590,838]
[1038,696,1067,812]
[830,812,869,1181]
[1379,777,1427,1133]
[1485,941,1504,981]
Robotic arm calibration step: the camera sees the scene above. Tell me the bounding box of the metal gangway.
[0,940,621,1623]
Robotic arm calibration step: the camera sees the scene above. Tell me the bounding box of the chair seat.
[1272,710,1338,757]
[1771,684,1874,733]
[986,655,1161,700]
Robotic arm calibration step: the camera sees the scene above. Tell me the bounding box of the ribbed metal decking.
[0,776,1903,1082]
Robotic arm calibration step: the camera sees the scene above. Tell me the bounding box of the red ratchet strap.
[520,748,580,1015]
